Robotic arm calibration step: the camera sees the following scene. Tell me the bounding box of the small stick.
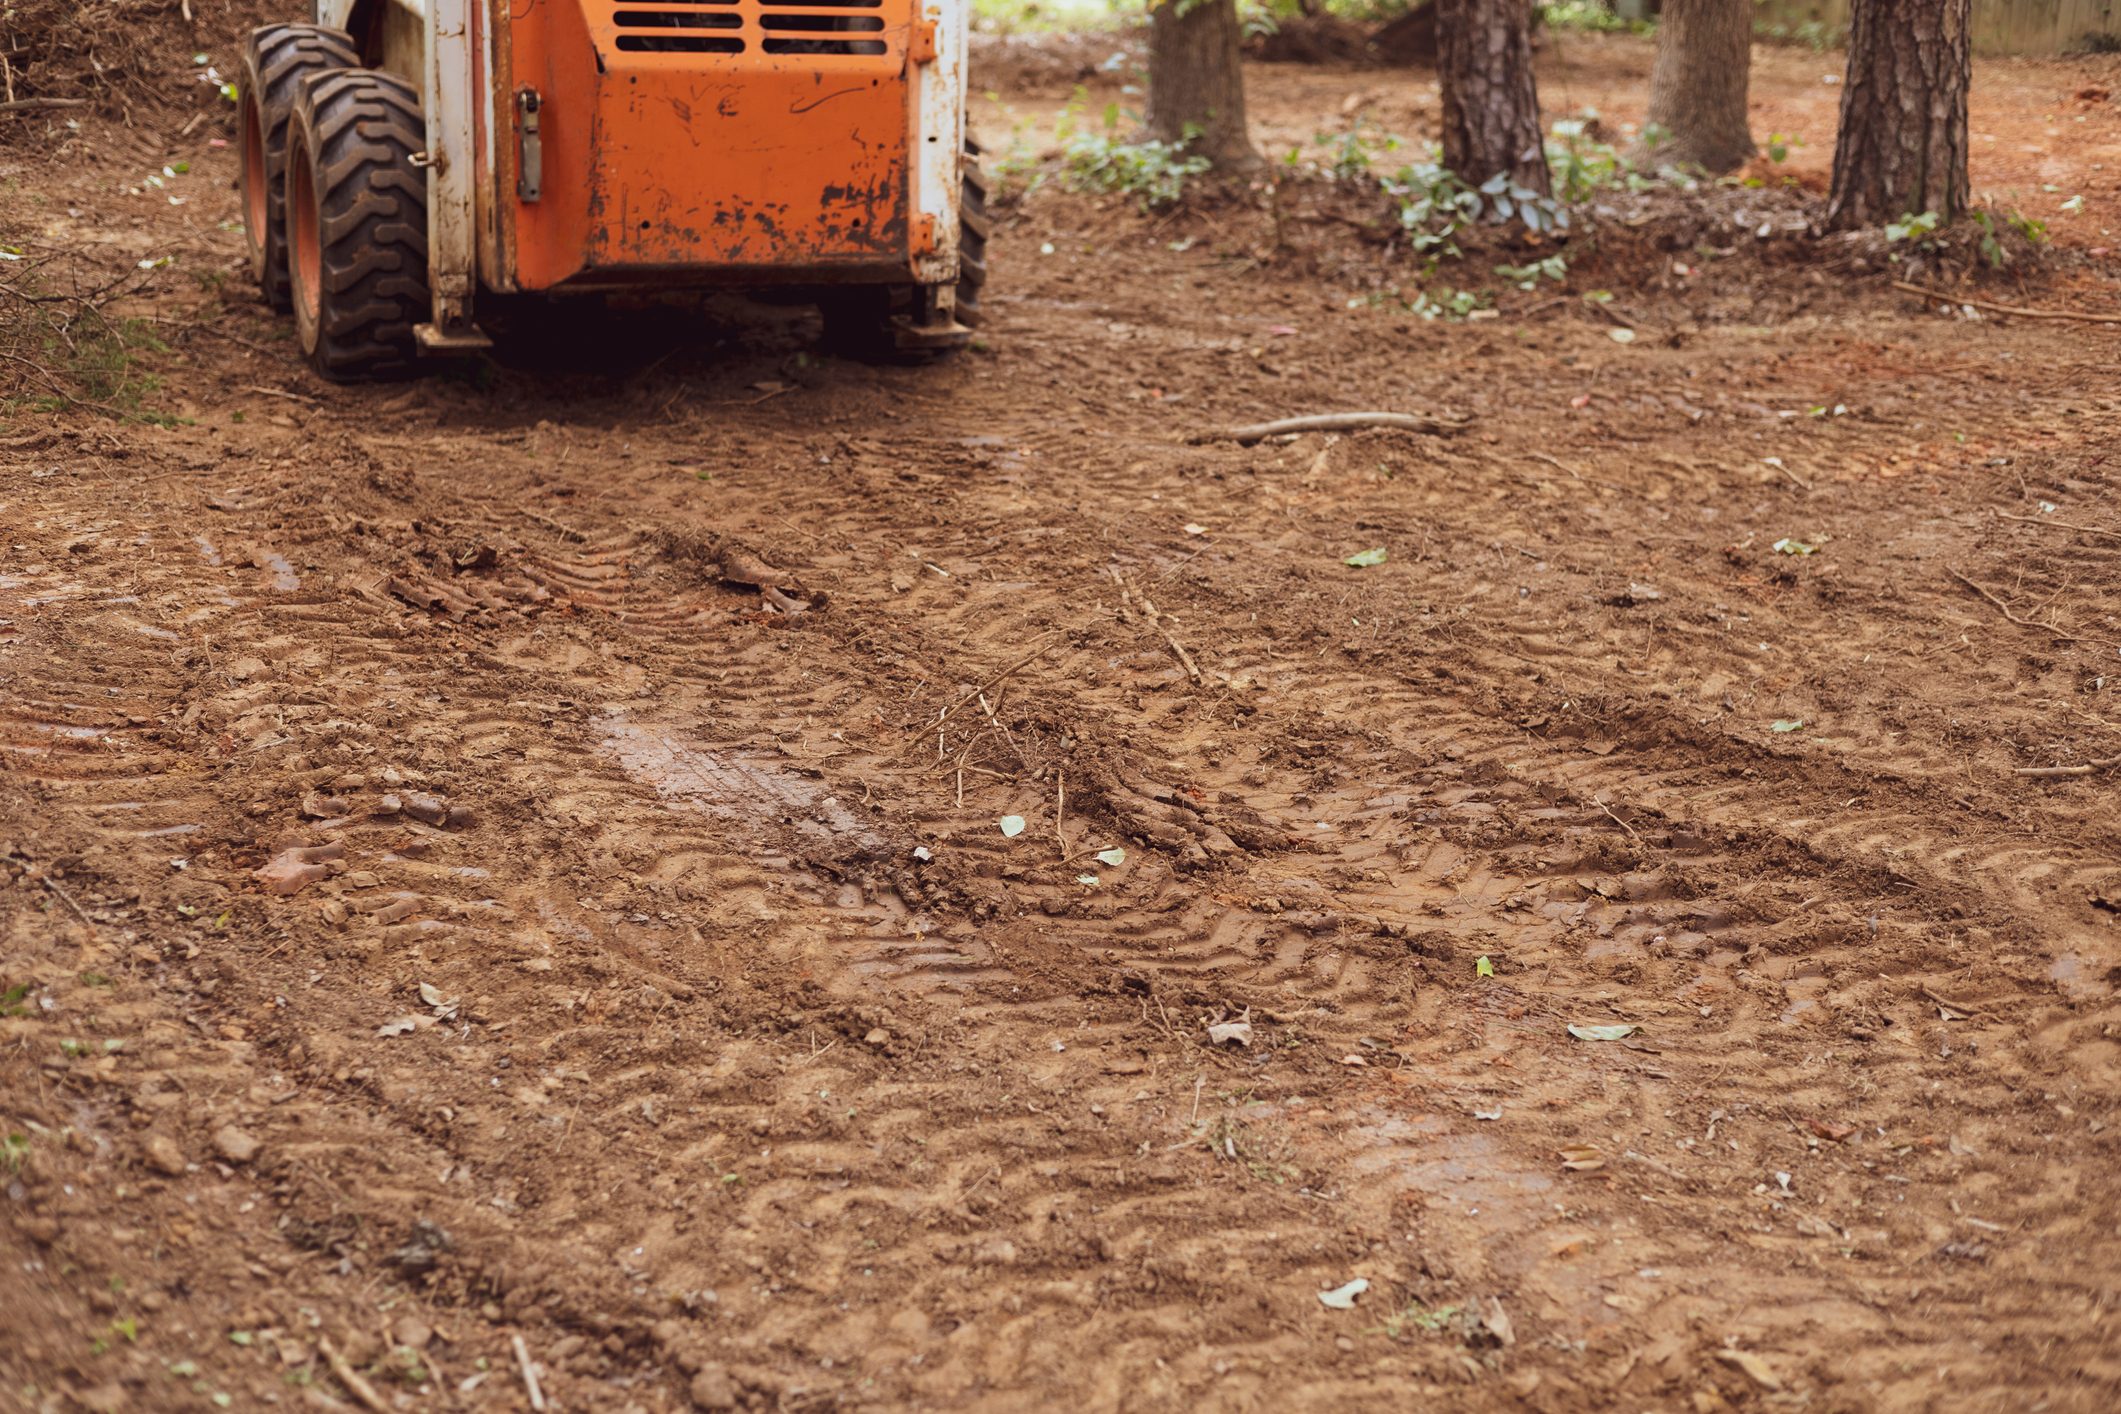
[1525,451,1641,497]
[1947,568,2085,644]
[319,1337,391,1414]
[1995,511,2121,545]
[1164,630,1202,684]
[1191,411,1471,445]
[0,97,89,114]
[1189,1075,1205,1127]
[1892,280,2121,325]
[1769,459,1814,492]
[512,1333,548,1412]
[2014,754,2121,779]
[1055,772,1067,861]
[1593,793,1643,845]
[241,384,318,405]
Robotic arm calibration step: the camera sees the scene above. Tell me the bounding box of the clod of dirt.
[213,1125,260,1165]
[396,792,449,826]
[141,1133,187,1176]
[252,841,344,895]
[390,1220,452,1275]
[301,793,351,819]
[689,1367,739,1410]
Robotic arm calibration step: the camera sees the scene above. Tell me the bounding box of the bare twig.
[1947,568,2086,645]
[319,1337,391,1414]
[511,1333,548,1412]
[2014,754,2121,780]
[1593,793,1644,845]
[886,635,1061,758]
[1995,511,2121,545]
[0,97,89,114]
[1892,280,2121,325]
[1769,459,1814,492]
[1525,450,1641,497]
[1190,411,1471,445]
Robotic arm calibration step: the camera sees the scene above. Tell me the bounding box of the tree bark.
[1145,0,1262,171]
[1435,0,1550,196]
[1645,0,1755,173]
[1826,0,1972,230]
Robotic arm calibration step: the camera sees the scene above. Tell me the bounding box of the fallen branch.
[1893,280,2121,326]
[1190,411,1470,445]
[2014,754,2121,780]
[1946,568,2086,645]
[0,97,89,114]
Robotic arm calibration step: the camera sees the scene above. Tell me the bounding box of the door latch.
[515,87,543,203]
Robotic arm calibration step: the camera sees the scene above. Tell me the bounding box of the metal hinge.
[515,87,543,203]
[909,15,938,65]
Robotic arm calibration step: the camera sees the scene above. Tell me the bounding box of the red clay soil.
[3,21,2120,1414]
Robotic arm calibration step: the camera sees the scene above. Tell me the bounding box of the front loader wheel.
[956,141,991,330]
[239,23,359,312]
[284,69,430,382]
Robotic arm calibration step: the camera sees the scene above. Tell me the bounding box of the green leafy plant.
[1055,93,1210,209]
[1885,210,1942,246]
[1317,121,1403,182]
[1495,254,1567,290]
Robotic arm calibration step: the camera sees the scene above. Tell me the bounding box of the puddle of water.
[259,552,299,591]
[195,535,222,566]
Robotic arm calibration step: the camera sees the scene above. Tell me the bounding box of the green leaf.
[227,1331,252,1347]
[1771,719,1806,733]
[168,1361,198,1378]
[998,815,1026,838]
[1475,955,1494,978]
[1076,873,1100,886]
[1566,1023,1639,1041]
[1343,547,1388,569]
[1095,847,1127,867]
[1770,537,1816,556]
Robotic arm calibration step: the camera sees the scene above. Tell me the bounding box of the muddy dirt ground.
[5,17,2121,1413]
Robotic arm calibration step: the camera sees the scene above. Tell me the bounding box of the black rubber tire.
[957,140,991,330]
[818,139,992,359]
[284,69,430,382]
[239,23,359,312]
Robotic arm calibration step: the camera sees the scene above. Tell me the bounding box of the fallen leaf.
[1206,1009,1253,1047]
[1481,1296,1515,1346]
[1476,954,1495,978]
[1558,1144,1606,1172]
[1567,1023,1639,1041]
[376,1016,430,1038]
[1805,1119,1857,1142]
[1096,847,1127,867]
[1183,523,1207,536]
[1318,1277,1370,1310]
[913,846,933,862]
[1343,547,1388,569]
[1076,873,1100,886]
[1771,719,1806,733]
[417,982,444,1008]
[1771,537,1817,556]
[1473,1107,1503,1121]
[1339,1054,1367,1067]
[999,815,1026,838]
[1714,1349,1783,1391]
[1608,327,1636,344]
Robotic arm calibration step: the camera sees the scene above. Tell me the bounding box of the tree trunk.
[1145,0,1262,171]
[1435,0,1550,196]
[1645,0,1755,173]
[1826,0,1971,230]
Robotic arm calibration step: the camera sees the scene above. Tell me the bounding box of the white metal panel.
[422,0,479,336]
[909,0,965,287]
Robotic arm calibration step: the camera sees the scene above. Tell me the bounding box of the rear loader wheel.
[284,69,430,382]
[817,139,993,360]
[239,23,359,312]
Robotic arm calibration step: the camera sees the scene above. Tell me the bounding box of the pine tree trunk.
[1826,0,1971,230]
[1435,0,1550,196]
[1145,0,1262,171]
[1645,0,1755,173]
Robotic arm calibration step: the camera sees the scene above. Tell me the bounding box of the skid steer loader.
[239,0,986,379]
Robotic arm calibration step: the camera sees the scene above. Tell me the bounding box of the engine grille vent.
[609,0,890,57]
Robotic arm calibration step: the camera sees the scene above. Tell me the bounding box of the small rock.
[863,1028,889,1046]
[689,1367,739,1410]
[400,792,449,825]
[390,1315,431,1351]
[142,1133,187,1176]
[213,1125,261,1165]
